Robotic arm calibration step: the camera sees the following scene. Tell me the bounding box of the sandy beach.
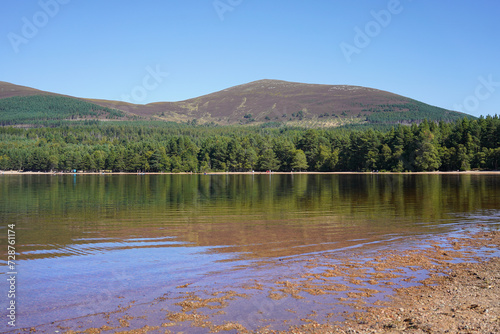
[298,229,500,333]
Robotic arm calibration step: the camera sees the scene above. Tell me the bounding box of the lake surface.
[1,173,499,331]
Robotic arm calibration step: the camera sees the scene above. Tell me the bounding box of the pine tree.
[291,149,308,171]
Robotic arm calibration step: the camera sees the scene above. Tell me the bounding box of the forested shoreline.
[0,116,499,173]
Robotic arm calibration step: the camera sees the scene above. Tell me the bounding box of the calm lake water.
[1,173,499,330]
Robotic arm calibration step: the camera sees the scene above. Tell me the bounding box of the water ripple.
[21,237,189,259]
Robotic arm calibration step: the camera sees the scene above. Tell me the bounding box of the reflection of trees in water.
[2,174,499,258]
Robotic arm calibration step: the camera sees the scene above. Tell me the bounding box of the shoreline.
[2,170,500,175]
[329,230,500,333]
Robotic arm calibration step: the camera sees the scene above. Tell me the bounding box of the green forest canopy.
[0,116,499,172]
[0,95,127,125]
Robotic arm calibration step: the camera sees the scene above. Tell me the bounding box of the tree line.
[0,116,499,172]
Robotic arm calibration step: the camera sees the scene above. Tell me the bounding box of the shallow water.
[0,174,499,330]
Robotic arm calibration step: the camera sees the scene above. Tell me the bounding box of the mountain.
[0,82,133,125]
[0,81,58,99]
[144,79,472,126]
[0,80,472,126]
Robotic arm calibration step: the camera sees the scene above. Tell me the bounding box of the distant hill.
[0,81,53,99]
[0,95,131,126]
[144,80,473,126]
[0,82,132,125]
[0,80,472,126]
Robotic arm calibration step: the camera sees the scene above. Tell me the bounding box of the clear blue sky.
[1,0,499,117]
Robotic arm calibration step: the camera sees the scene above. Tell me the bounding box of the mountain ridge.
[0,80,473,126]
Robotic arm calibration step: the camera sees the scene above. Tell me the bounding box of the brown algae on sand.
[25,230,500,333]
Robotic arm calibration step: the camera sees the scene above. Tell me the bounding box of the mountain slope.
[0,95,131,126]
[0,80,472,126]
[147,80,470,125]
[0,81,56,99]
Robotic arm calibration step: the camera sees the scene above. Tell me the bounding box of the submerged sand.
[298,230,500,333]
[14,227,499,334]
